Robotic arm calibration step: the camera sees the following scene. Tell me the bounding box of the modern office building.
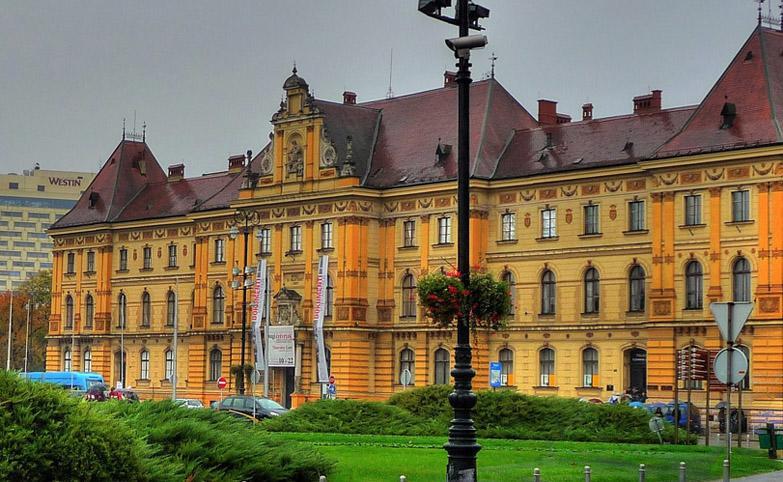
[46,27,782,413]
[0,167,95,290]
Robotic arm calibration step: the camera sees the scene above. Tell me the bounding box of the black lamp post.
[229,178,259,393]
[418,2,489,480]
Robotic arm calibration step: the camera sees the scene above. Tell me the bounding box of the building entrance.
[625,348,647,393]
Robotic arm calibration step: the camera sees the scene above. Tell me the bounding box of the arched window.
[685,261,703,309]
[164,349,174,381]
[499,348,514,386]
[736,345,751,390]
[502,271,516,315]
[63,347,72,372]
[212,285,225,324]
[140,350,150,380]
[584,268,600,314]
[434,348,450,385]
[166,291,176,327]
[209,349,222,381]
[582,348,598,387]
[118,292,127,328]
[401,274,416,318]
[539,348,555,386]
[65,295,74,329]
[541,270,556,315]
[733,258,751,302]
[324,275,334,318]
[84,294,94,328]
[141,292,151,327]
[83,348,92,372]
[399,348,415,385]
[629,265,646,312]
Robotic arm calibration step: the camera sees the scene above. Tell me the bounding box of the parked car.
[664,402,702,433]
[216,395,288,420]
[175,398,204,409]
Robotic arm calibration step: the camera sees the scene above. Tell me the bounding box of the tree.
[0,270,51,371]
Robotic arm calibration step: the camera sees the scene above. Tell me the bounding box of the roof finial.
[122,118,126,140]
[386,48,394,99]
[490,52,498,79]
[758,0,764,25]
[292,61,297,75]
[142,122,146,143]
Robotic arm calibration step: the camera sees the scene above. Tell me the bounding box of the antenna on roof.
[490,52,497,79]
[386,49,394,99]
[142,122,146,143]
[122,118,126,140]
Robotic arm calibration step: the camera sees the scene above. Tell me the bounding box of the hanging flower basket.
[417,269,511,330]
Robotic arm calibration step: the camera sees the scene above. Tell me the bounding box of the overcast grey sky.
[0,1,768,176]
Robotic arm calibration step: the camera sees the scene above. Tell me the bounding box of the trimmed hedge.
[0,371,334,482]
[265,385,690,444]
[262,399,442,436]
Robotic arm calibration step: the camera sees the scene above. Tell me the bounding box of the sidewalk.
[711,470,783,481]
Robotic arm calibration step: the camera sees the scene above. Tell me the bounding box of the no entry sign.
[217,376,227,390]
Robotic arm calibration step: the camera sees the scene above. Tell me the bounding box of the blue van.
[21,371,105,392]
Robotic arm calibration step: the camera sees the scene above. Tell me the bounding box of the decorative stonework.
[539,188,557,200]
[560,185,577,197]
[524,213,531,228]
[520,189,536,201]
[319,128,338,168]
[705,168,724,181]
[753,162,774,175]
[727,166,750,179]
[609,204,617,221]
[680,171,702,184]
[759,297,780,313]
[401,200,416,211]
[626,179,646,191]
[565,209,573,224]
[604,180,622,192]
[499,192,516,204]
[581,184,600,196]
[653,300,671,316]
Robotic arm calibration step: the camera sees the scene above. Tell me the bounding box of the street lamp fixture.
[418,1,489,481]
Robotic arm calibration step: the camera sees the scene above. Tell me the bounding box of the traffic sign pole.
[726,302,733,477]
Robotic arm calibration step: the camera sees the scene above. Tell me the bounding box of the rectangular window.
[541,208,557,238]
[501,213,516,241]
[143,247,152,269]
[290,225,302,252]
[403,220,416,247]
[8,182,18,190]
[628,200,645,231]
[14,221,35,228]
[66,253,75,274]
[1,211,22,218]
[86,251,95,272]
[258,228,271,254]
[437,217,452,244]
[168,244,177,267]
[119,248,128,271]
[320,222,333,249]
[583,204,599,235]
[684,194,702,225]
[28,212,50,219]
[37,185,45,192]
[732,190,750,222]
[214,238,225,262]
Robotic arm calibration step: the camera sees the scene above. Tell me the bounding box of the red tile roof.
[655,27,783,158]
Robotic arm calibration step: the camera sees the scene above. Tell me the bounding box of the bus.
[20,371,106,392]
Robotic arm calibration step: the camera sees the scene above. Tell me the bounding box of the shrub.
[97,400,334,481]
[0,370,148,482]
[263,399,442,436]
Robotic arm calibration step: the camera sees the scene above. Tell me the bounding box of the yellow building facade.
[48,28,783,413]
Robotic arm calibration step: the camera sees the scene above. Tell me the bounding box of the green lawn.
[271,433,783,482]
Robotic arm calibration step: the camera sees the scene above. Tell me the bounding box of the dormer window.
[88,191,99,209]
[720,102,736,129]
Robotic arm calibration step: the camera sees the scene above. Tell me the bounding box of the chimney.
[633,89,662,114]
[538,99,558,126]
[343,91,357,105]
[556,114,572,124]
[167,163,184,182]
[582,103,593,121]
[228,154,245,173]
[444,71,458,88]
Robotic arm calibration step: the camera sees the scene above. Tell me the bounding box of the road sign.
[217,376,227,390]
[489,362,502,388]
[400,368,412,388]
[713,348,748,385]
[710,302,753,343]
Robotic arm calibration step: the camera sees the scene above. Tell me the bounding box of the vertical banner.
[313,255,329,383]
[252,259,267,374]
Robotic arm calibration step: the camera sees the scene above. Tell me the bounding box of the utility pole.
[24,300,31,372]
[6,288,14,371]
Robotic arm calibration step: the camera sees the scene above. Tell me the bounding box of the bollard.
[638,463,646,482]
[319,476,327,482]
[584,465,591,482]
[679,461,686,482]
[400,476,407,482]
[723,459,730,482]
[533,467,541,482]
